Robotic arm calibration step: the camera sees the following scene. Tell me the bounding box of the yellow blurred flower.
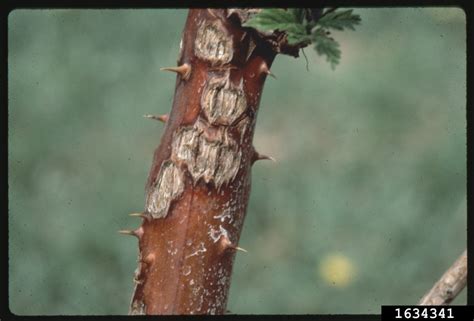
[318,253,356,288]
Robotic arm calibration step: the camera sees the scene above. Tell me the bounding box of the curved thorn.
[252,148,276,164]
[232,246,248,253]
[258,154,276,162]
[160,63,191,81]
[265,70,277,79]
[143,114,168,123]
[219,235,248,254]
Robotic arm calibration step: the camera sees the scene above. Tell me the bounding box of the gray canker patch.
[145,160,185,218]
[172,122,241,188]
[195,21,233,65]
[201,76,247,126]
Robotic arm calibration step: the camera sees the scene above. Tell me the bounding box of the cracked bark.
[124,9,302,315]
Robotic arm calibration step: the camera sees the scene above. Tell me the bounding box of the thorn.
[160,63,191,81]
[232,246,248,253]
[129,212,148,219]
[257,154,276,162]
[259,61,277,79]
[264,69,277,79]
[252,148,276,164]
[118,229,136,237]
[219,235,248,254]
[143,114,169,123]
[118,227,144,239]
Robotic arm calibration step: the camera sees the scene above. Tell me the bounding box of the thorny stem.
[419,250,467,305]
[122,9,466,314]
[123,9,301,315]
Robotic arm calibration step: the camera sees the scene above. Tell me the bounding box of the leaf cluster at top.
[243,8,361,70]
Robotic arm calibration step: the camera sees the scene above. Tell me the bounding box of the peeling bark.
[124,9,286,315]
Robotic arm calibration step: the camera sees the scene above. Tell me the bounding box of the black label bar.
[382,306,473,321]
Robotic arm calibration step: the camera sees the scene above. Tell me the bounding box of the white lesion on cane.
[165,71,249,190]
[171,122,241,189]
[195,20,233,65]
[144,20,261,220]
[145,115,245,219]
[201,73,247,126]
[145,160,185,219]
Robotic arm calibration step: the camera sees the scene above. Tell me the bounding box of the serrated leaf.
[289,8,306,24]
[312,30,341,70]
[243,8,360,69]
[284,24,312,45]
[318,9,361,31]
[243,8,311,46]
[242,9,299,32]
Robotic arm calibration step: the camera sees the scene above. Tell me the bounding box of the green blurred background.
[8,8,466,315]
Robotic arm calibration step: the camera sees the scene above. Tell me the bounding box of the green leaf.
[317,9,361,31]
[289,8,306,24]
[243,9,310,45]
[242,9,299,32]
[312,29,341,70]
[243,8,360,69]
[284,24,312,45]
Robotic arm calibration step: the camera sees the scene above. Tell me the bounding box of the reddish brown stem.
[127,9,278,315]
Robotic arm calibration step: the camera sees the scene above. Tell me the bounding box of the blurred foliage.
[8,8,466,315]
